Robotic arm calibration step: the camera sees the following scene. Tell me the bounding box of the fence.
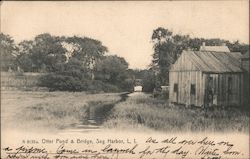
[1,72,46,90]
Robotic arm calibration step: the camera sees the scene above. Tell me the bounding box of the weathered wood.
[169,50,244,107]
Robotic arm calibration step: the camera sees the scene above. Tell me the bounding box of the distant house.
[134,86,143,92]
[200,42,230,52]
[161,86,169,92]
[169,50,244,107]
[134,79,143,92]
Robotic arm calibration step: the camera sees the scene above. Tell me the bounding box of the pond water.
[60,92,130,133]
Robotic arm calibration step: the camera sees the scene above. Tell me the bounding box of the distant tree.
[29,33,67,72]
[59,57,91,79]
[65,36,108,70]
[0,33,17,71]
[172,34,190,53]
[36,34,125,92]
[95,55,128,83]
[16,40,34,72]
[95,55,132,90]
[226,40,249,54]
[15,33,67,72]
[18,40,33,55]
[151,27,177,85]
[38,57,92,92]
[141,69,156,92]
[127,69,146,80]
[39,55,128,92]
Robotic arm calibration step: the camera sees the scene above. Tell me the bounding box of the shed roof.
[241,51,249,59]
[200,45,230,52]
[177,51,243,73]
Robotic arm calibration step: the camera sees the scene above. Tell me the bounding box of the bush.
[39,74,88,91]
[38,55,129,92]
[118,78,134,92]
[39,74,121,92]
[87,80,120,93]
[102,82,120,92]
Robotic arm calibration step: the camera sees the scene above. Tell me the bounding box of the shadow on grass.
[83,92,129,125]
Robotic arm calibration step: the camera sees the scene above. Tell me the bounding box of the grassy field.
[1,90,249,133]
[104,93,249,133]
[1,90,121,132]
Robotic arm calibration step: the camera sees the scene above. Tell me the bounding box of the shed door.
[173,83,178,103]
[190,84,196,105]
[205,75,218,107]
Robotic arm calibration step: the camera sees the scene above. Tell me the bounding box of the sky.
[1,1,249,69]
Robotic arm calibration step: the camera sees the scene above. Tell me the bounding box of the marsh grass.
[104,94,249,133]
[2,90,121,131]
[2,90,248,133]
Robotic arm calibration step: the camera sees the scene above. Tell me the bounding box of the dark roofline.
[170,70,243,73]
[171,50,243,73]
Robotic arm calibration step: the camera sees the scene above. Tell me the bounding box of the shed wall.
[203,73,243,106]
[170,71,243,107]
[169,71,204,107]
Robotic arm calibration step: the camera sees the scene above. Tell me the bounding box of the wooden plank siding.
[169,71,204,107]
[170,72,243,107]
[170,51,202,107]
[170,51,204,107]
[169,51,244,107]
[203,73,242,107]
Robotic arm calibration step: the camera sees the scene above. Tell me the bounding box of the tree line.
[1,28,249,93]
[0,33,135,92]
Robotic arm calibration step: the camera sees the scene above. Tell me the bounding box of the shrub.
[119,78,134,92]
[39,73,121,92]
[87,80,120,93]
[102,82,120,92]
[39,74,87,91]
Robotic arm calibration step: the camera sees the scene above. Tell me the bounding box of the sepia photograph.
[1,1,249,159]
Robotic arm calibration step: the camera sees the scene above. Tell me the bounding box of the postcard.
[1,1,249,159]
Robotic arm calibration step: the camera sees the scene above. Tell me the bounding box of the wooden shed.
[169,50,244,107]
[241,51,250,106]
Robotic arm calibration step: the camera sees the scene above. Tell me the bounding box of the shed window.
[228,77,232,94]
[191,84,196,95]
[174,83,178,92]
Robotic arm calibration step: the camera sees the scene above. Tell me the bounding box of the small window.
[228,77,232,94]
[191,84,196,95]
[174,83,178,92]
